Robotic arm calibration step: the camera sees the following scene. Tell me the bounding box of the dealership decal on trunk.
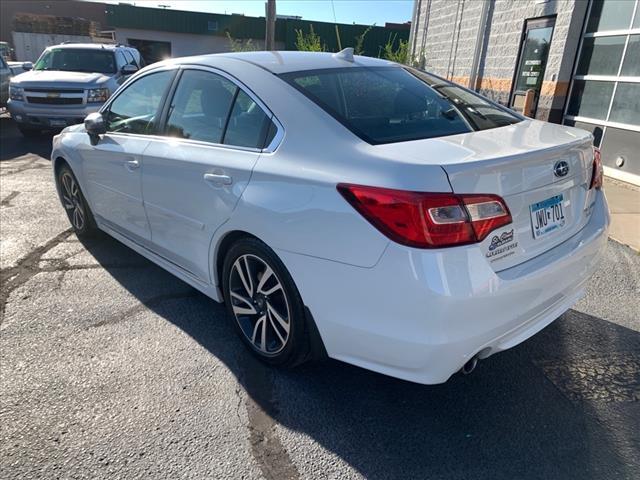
[486,229,518,261]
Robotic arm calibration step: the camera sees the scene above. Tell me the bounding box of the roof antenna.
[333,47,354,62]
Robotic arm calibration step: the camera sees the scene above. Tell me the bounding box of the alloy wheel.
[229,254,291,355]
[60,172,85,230]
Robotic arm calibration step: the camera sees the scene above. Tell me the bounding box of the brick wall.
[410,0,588,122]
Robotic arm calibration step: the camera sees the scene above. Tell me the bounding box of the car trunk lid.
[372,119,597,271]
[438,120,596,271]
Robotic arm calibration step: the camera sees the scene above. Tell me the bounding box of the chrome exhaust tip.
[461,356,478,375]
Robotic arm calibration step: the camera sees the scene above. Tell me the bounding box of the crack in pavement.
[0,229,73,323]
[0,159,48,176]
[0,191,20,207]
[89,290,200,328]
[240,357,300,480]
[1,210,299,478]
[1,231,155,323]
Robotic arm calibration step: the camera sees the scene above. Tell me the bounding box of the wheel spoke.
[230,291,257,315]
[267,307,287,345]
[251,315,267,351]
[62,174,73,197]
[267,303,289,335]
[70,179,79,198]
[260,313,267,351]
[73,207,84,229]
[260,282,282,296]
[61,194,74,210]
[257,265,282,295]
[257,266,276,295]
[234,257,254,297]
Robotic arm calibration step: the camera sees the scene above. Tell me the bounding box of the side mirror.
[84,112,107,137]
[22,62,33,71]
[121,64,138,75]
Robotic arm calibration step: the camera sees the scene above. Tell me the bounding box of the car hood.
[11,70,111,88]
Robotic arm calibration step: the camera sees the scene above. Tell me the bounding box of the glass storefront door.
[510,17,556,117]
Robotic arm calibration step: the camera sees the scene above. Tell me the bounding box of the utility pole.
[265,0,276,51]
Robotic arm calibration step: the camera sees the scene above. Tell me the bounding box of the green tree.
[226,31,257,52]
[295,25,325,52]
[354,25,374,56]
[381,33,409,64]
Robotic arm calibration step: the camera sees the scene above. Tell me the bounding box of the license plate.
[49,119,67,127]
[530,194,567,239]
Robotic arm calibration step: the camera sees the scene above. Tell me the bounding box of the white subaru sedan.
[51,50,609,384]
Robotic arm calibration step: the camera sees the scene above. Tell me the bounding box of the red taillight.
[590,146,603,189]
[337,184,512,248]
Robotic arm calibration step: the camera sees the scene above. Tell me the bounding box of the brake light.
[590,146,603,189]
[337,184,512,248]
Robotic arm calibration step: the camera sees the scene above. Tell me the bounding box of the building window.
[576,36,625,76]
[586,0,636,33]
[567,80,614,119]
[208,21,218,32]
[564,0,640,181]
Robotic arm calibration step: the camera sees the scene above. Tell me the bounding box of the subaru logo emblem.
[554,160,569,177]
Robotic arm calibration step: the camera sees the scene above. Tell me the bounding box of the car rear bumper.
[7,99,101,129]
[278,189,610,384]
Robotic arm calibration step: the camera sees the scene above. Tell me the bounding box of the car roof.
[177,51,398,75]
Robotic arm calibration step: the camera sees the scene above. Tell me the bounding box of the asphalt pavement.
[1,116,639,480]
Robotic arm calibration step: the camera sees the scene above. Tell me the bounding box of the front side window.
[166,69,275,148]
[34,48,116,74]
[105,70,174,134]
[280,67,520,144]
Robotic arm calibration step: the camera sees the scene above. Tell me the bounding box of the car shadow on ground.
[78,233,639,480]
[0,116,55,161]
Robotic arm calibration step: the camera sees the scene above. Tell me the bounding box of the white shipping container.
[12,32,94,62]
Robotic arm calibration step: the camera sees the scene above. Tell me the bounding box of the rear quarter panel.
[210,60,452,269]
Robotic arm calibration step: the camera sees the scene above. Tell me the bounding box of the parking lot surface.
[1,116,639,480]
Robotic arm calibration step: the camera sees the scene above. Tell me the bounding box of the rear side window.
[166,70,237,144]
[166,69,275,149]
[105,70,174,134]
[280,67,520,144]
[224,90,273,149]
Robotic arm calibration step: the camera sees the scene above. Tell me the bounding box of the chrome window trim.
[100,63,285,154]
[154,136,263,153]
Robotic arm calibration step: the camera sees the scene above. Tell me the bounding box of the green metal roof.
[105,4,409,57]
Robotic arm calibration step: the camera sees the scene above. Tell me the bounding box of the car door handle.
[203,173,233,186]
[125,159,140,171]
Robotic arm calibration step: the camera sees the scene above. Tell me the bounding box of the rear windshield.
[280,66,521,144]
[34,48,116,74]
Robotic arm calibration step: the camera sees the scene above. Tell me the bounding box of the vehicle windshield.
[280,66,521,144]
[33,48,116,74]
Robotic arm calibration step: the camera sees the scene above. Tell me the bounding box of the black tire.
[56,164,98,238]
[18,125,40,137]
[222,237,310,367]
